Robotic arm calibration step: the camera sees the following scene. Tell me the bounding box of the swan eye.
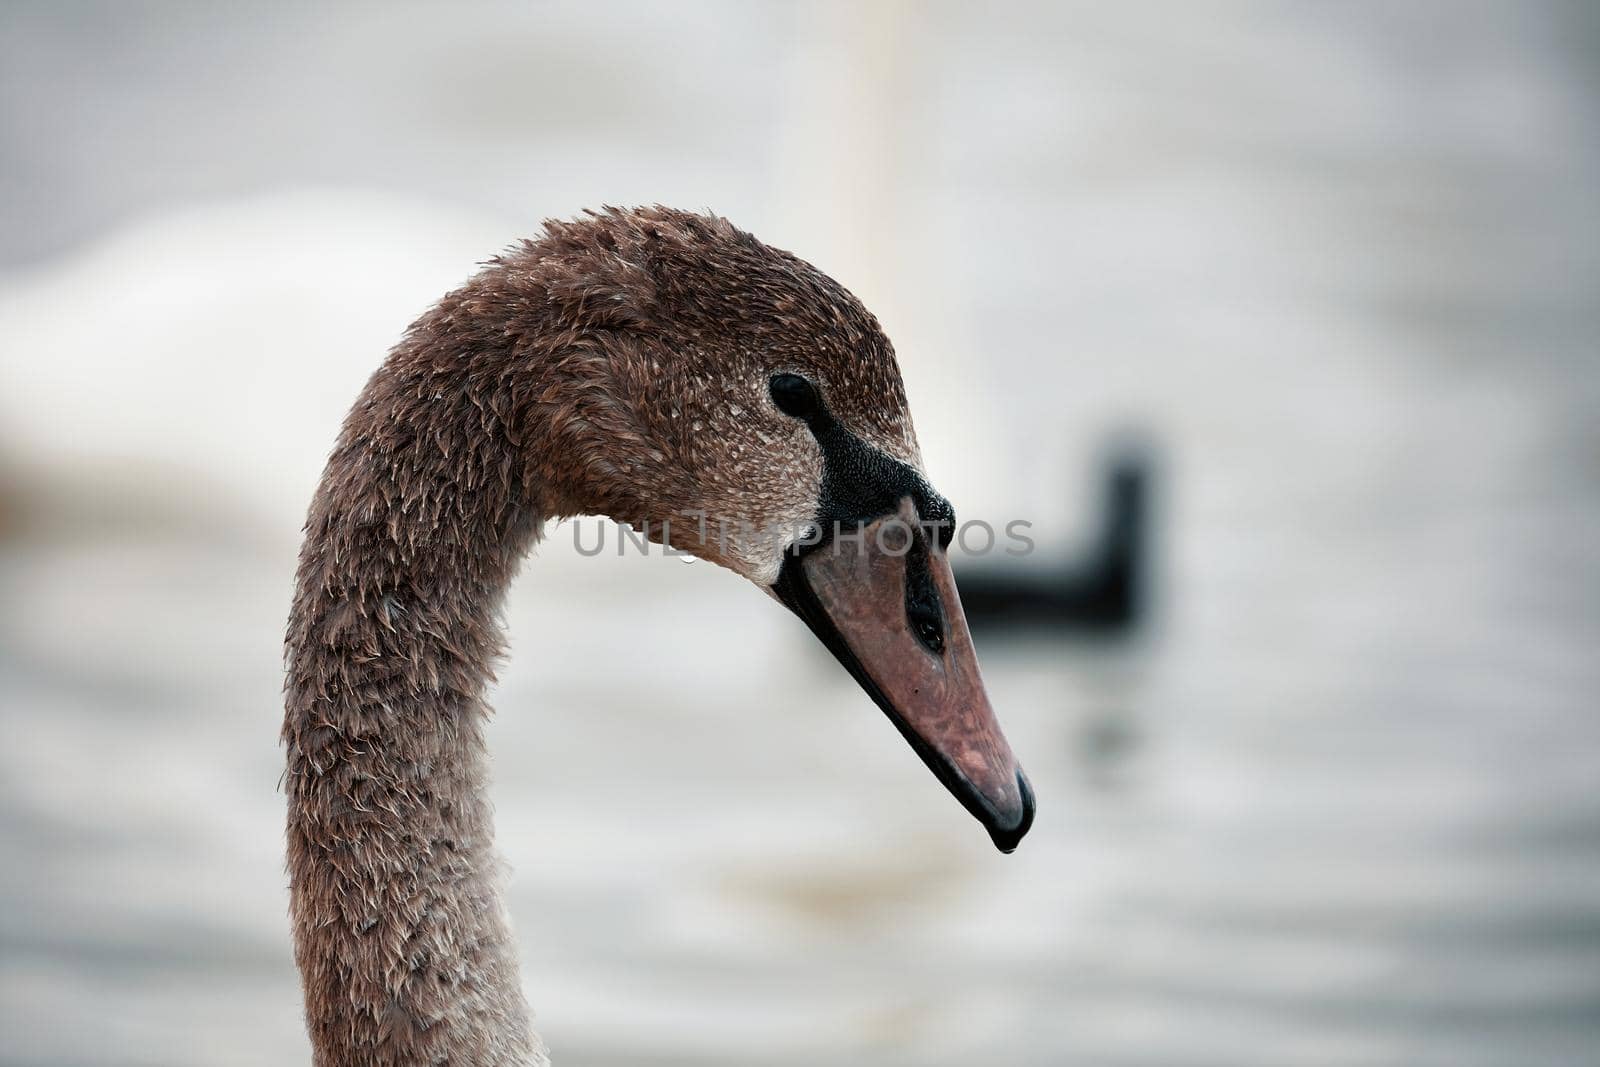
[769,373,821,419]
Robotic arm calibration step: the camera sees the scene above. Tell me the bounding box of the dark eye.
[769,373,821,419]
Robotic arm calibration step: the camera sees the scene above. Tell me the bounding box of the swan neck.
[283,349,548,1065]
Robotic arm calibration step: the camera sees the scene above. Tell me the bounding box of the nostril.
[903,529,947,656]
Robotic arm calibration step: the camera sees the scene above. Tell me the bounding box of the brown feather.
[284,207,923,1064]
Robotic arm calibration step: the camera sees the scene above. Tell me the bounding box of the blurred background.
[3,2,1598,1065]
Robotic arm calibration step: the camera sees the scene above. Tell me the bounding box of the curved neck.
[283,341,550,1064]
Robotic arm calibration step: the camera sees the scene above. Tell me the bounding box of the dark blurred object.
[958,445,1152,634]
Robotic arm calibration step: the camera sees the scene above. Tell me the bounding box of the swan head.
[500,206,1034,852]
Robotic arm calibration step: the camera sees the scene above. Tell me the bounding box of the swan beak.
[771,498,1035,852]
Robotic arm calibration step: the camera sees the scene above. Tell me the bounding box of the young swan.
[283,207,1034,1065]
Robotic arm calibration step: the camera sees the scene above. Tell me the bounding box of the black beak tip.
[987,770,1036,854]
